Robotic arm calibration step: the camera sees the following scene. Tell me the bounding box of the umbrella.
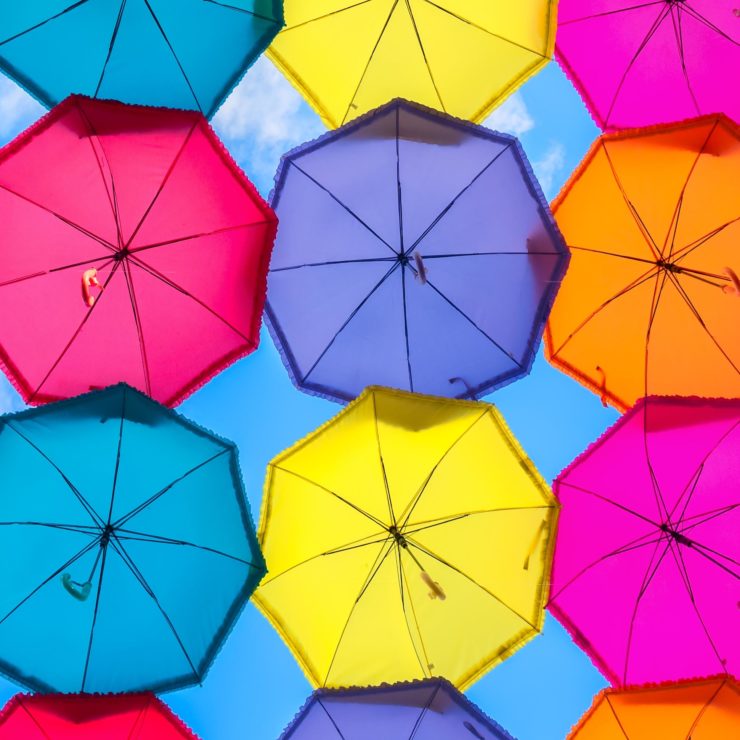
[267,99,568,404]
[545,114,740,410]
[0,693,199,739]
[0,95,276,407]
[549,396,739,687]
[0,383,265,693]
[280,678,514,739]
[254,386,558,689]
[0,2,283,118]
[557,1,739,131]
[268,0,557,127]
[569,676,739,739]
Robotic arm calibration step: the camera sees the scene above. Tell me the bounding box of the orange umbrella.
[545,114,739,410]
[569,676,739,739]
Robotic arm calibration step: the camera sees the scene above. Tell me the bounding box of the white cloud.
[0,76,44,142]
[533,142,566,199]
[213,57,325,196]
[483,93,534,137]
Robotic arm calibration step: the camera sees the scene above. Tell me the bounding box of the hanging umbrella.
[268,0,557,127]
[557,1,739,131]
[0,2,283,118]
[545,114,740,409]
[0,95,276,407]
[0,693,199,739]
[549,396,739,687]
[267,99,568,403]
[281,677,514,739]
[254,386,558,689]
[569,676,739,739]
[0,383,265,693]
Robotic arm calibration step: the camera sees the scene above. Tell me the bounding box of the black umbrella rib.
[401,266,414,391]
[201,0,281,24]
[0,521,99,536]
[5,423,104,528]
[603,696,630,740]
[113,449,230,529]
[404,504,552,537]
[557,480,661,528]
[132,221,270,254]
[407,673,442,740]
[395,106,405,253]
[93,0,127,99]
[372,393,396,524]
[670,8,701,118]
[315,696,347,740]
[674,216,740,263]
[0,1,91,46]
[270,257,396,273]
[106,387,128,524]
[559,1,664,26]
[121,263,153,396]
[685,680,728,739]
[680,4,739,45]
[275,0,373,34]
[143,0,202,112]
[405,1,446,112]
[80,545,109,691]
[397,551,433,678]
[0,255,115,291]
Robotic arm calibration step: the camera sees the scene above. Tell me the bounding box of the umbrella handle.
[413,252,428,284]
[722,267,740,296]
[81,269,103,308]
[61,573,92,602]
[420,570,446,601]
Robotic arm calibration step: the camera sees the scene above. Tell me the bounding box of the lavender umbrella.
[280,678,515,739]
[266,99,569,403]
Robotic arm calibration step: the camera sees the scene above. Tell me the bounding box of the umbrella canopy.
[0,693,198,739]
[267,99,568,403]
[569,677,739,739]
[0,383,265,693]
[255,386,558,689]
[0,2,283,118]
[281,678,514,739]
[268,0,557,127]
[545,114,740,410]
[0,95,276,407]
[549,396,739,687]
[557,1,739,131]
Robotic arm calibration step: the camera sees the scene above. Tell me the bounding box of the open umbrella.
[0,383,265,693]
[255,386,558,689]
[569,677,739,739]
[549,396,739,687]
[545,114,740,409]
[557,1,739,131]
[267,99,568,403]
[281,678,514,739]
[0,2,283,118]
[268,0,557,127]
[0,693,199,739]
[0,95,276,407]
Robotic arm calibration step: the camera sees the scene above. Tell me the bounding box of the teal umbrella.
[0,384,265,693]
[0,2,283,117]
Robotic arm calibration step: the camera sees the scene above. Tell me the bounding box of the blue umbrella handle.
[61,573,92,602]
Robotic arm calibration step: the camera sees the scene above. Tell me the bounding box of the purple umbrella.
[280,678,515,739]
[266,100,569,403]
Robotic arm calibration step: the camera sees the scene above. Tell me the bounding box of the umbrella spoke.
[404,1,446,112]
[559,1,664,26]
[673,215,740,262]
[81,544,109,691]
[680,4,738,45]
[396,548,433,678]
[407,680,443,740]
[0,1,90,46]
[680,503,739,532]
[106,387,127,525]
[557,480,660,528]
[270,256,396,273]
[684,680,728,739]
[0,255,115,291]
[202,0,282,24]
[121,263,152,396]
[0,521,99,536]
[688,544,740,581]
[400,266,414,391]
[395,107,405,253]
[276,0,374,34]
[372,393,396,524]
[668,7,701,124]
[404,505,551,537]
[132,222,270,255]
[92,0,127,100]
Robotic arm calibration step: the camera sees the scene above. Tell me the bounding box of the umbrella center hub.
[114,248,130,262]
[388,525,408,548]
[100,524,115,546]
[659,523,692,546]
[398,253,410,266]
[656,259,682,273]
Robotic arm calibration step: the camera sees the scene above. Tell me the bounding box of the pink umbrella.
[549,396,739,687]
[0,96,276,406]
[556,1,739,130]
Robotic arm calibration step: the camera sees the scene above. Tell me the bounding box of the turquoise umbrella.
[0,1,283,117]
[0,384,265,693]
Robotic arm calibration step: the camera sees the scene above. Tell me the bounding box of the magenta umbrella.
[556,1,739,130]
[549,396,738,687]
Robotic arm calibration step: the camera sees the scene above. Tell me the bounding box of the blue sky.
[0,58,616,739]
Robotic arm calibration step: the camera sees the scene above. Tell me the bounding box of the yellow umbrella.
[268,1,557,128]
[254,387,558,689]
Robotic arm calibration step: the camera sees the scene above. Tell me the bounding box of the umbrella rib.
[93,0,128,99]
[275,0,374,34]
[108,536,201,681]
[404,505,552,537]
[560,1,664,26]
[401,267,414,391]
[670,8,701,119]
[143,0,202,112]
[30,261,122,403]
[0,182,116,254]
[404,146,511,256]
[0,538,99,627]
[201,0,281,24]
[80,544,109,691]
[407,675,442,740]
[680,503,738,532]
[404,1,446,112]
[128,255,256,346]
[113,449,230,529]
[270,465,388,530]
[302,262,401,383]
[603,696,630,740]
[421,0,546,58]
[674,215,740,263]
[289,162,398,255]
[396,548,433,678]
[131,221,271,254]
[422,250,564,259]
[0,522,99,536]
[315,697,347,740]
[549,267,657,358]
[557,480,660,527]
[4,423,104,528]
[341,1,400,126]
[680,4,738,45]
[323,539,396,685]
[271,256,396,273]
[603,5,671,127]
[399,411,488,528]
[684,680,728,740]
[15,697,53,740]
[124,121,199,249]
[121,263,153,396]
[406,537,538,630]
[106,386,127,524]
[0,0,91,46]
[372,393,396,524]
[419,276,524,369]
[0,254,115,291]
[395,106,405,253]
[689,541,740,577]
